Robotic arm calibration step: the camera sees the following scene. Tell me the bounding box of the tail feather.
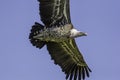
[29,22,45,49]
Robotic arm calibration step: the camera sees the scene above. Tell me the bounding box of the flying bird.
[29,0,91,80]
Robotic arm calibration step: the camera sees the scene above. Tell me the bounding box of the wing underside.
[46,39,91,80]
[38,0,71,27]
[34,1,91,80]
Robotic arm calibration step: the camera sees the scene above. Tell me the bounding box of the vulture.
[29,0,91,80]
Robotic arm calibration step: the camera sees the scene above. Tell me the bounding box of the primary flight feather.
[29,0,91,80]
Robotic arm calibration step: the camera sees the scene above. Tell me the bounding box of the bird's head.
[70,28,87,38]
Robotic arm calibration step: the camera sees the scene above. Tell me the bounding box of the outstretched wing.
[46,39,91,80]
[36,0,91,80]
[38,0,71,27]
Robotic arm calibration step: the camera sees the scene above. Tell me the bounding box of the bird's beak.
[79,32,87,36]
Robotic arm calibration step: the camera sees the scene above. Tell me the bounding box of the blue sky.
[0,0,120,80]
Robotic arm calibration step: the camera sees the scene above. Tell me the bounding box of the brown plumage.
[29,0,91,80]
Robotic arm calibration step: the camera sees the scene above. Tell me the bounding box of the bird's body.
[33,24,72,42]
[29,0,91,80]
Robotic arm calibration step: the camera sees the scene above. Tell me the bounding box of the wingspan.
[38,0,71,27]
[46,39,91,80]
[29,1,92,80]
